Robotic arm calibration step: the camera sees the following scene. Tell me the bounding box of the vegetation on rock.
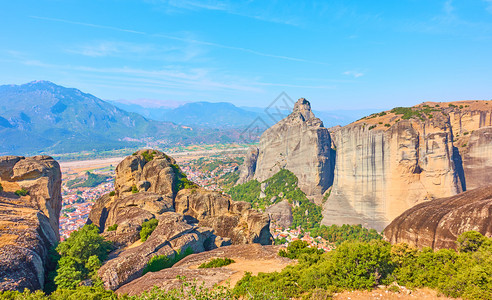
[14,188,28,196]
[228,169,322,230]
[107,224,118,232]
[139,218,158,242]
[142,248,194,275]
[198,258,235,269]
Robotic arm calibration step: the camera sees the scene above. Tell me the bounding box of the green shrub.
[140,218,158,242]
[384,123,391,127]
[54,224,111,289]
[142,247,193,275]
[107,224,118,232]
[0,183,3,192]
[141,150,156,162]
[198,258,235,269]
[310,224,382,246]
[456,230,485,253]
[131,185,139,194]
[368,125,377,130]
[14,188,28,196]
[109,191,116,196]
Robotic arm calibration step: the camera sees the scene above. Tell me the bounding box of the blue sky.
[1,0,491,110]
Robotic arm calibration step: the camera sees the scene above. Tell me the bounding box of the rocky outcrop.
[236,146,258,184]
[0,155,62,291]
[323,101,492,231]
[88,150,273,290]
[239,98,335,203]
[384,185,492,250]
[98,212,215,290]
[265,200,293,228]
[114,149,181,198]
[100,192,174,247]
[175,188,272,245]
[116,244,292,296]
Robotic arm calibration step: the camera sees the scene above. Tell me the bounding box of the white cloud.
[343,71,364,78]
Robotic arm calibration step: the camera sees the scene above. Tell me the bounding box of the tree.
[456,231,486,253]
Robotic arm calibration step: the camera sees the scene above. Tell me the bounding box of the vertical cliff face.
[237,146,259,184]
[242,98,334,202]
[323,101,492,231]
[0,155,62,292]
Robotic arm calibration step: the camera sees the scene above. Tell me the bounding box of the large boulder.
[0,155,62,291]
[114,149,181,198]
[384,185,492,250]
[175,188,272,245]
[98,212,215,290]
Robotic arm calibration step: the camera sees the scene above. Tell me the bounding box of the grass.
[198,258,235,269]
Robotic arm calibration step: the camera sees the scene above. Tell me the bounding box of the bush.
[142,247,193,275]
[0,183,3,192]
[198,258,235,269]
[131,185,139,194]
[310,224,382,246]
[14,188,28,196]
[109,191,115,196]
[141,150,156,162]
[456,231,486,253]
[140,218,158,242]
[107,224,118,232]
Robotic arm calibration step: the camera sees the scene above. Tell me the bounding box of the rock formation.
[323,101,492,231]
[384,185,492,250]
[238,98,335,203]
[0,155,62,291]
[175,188,272,245]
[87,149,272,290]
[265,200,293,228]
[115,244,292,296]
[98,212,215,290]
[236,146,258,184]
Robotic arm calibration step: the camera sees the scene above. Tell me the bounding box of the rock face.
[114,149,181,198]
[115,244,292,296]
[384,185,492,250]
[236,146,259,184]
[0,155,62,291]
[238,98,335,203]
[98,212,215,290]
[265,200,293,228]
[175,188,272,245]
[323,101,492,231]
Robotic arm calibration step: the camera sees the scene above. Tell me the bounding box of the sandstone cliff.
[0,155,62,291]
[323,101,492,231]
[384,185,492,250]
[238,98,335,203]
[175,188,272,245]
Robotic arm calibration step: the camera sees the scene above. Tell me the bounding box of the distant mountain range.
[109,99,378,129]
[0,81,247,155]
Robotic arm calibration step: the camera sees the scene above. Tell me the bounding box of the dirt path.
[333,287,457,300]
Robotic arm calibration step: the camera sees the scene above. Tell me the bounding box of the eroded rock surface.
[384,185,492,250]
[239,98,335,203]
[0,155,61,291]
[265,200,293,228]
[175,188,272,245]
[116,244,292,296]
[98,212,215,290]
[323,101,492,231]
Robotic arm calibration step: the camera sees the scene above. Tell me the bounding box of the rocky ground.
[116,244,293,296]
